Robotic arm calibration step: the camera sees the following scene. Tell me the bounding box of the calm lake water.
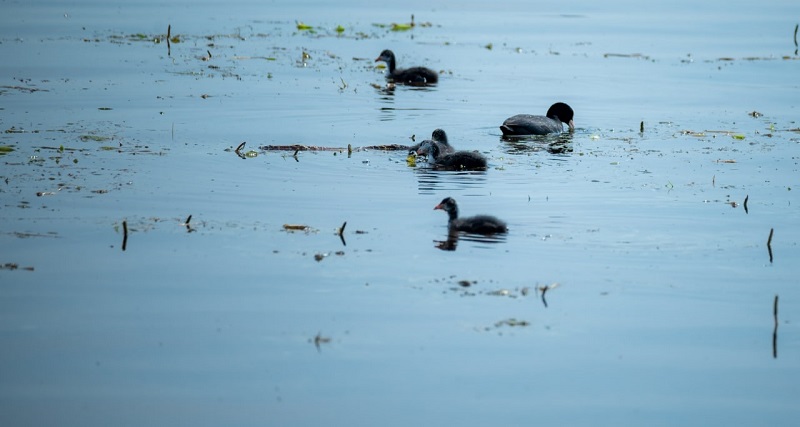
[1,1,799,426]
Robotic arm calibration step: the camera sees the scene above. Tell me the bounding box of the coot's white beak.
[568,119,575,132]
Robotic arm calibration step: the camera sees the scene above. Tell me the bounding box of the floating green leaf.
[732,134,746,140]
[0,146,14,155]
[335,25,345,33]
[296,22,313,31]
[391,23,412,31]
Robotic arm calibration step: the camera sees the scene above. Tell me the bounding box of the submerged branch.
[260,143,412,152]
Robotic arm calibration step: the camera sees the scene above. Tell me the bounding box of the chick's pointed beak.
[434,204,444,210]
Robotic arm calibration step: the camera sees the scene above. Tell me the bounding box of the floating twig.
[773,295,779,358]
[640,121,644,133]
[794,24,798,48]
[283,224,310,231]
[536,283,560,308]
[167,24,171,57]
[540,286,549,308]
[743,195,749,214]
[122,220,128,251]
[235,141,247,159]
[774,295,779,326]
[260,143,411,152]
[338,221,347,246]
[1,263,34,271]
[184,214,195,233]
[767,227,774,263]
[313,332,331,352]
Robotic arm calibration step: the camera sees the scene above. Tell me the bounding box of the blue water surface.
[1,1,799,426]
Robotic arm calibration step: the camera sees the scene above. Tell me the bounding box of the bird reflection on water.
[501,132,574,155]
[434,230,507,252]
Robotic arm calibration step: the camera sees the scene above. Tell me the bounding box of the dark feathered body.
[375,49,438,85]
[413,129,487,170]
[500,102,575,136]
[434,197,507,235]
[433,150,487,171]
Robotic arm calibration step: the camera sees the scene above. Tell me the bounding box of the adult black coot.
[500,102,575,136]
[413,128,455,157]
[375,49,438,85]
[434,197,508,235]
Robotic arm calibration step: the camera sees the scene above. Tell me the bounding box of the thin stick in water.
[743,194,749,214]
[184,214,194,233]
[767,227,774,263]
[167,25,172,57]
[773,294,779,358]
[540,285,549,308]
[338,221,347,246]
[774,294,779,326]
[122,220,128,251]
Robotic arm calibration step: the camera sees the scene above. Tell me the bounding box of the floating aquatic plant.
[80,135,111,142]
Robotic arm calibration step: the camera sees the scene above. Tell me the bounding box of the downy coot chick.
[423,143,487,171]
[375,49,438,85]
[500,102,575,136]
[415,129,486,170]
[434,197,507,235]
[413,128,455,157]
